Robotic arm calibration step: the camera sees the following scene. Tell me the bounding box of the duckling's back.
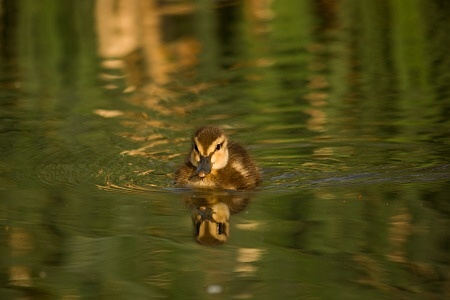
[217,141,261,190]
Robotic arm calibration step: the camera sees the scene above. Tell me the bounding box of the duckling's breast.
[185,175,219,189]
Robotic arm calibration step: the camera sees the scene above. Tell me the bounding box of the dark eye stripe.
[194,144,199,152]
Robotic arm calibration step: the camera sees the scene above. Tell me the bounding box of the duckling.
[175,126,261,190]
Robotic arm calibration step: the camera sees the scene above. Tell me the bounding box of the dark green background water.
[1,0,449,299]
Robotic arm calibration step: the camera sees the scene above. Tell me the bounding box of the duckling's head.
[190,126,229,178]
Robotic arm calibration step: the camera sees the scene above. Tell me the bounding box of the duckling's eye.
[193,144,199,152]
[216,143,222,151]
[217,223,224,235]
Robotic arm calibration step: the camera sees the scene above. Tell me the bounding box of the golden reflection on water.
[95,0,209,125]
[387,207,412,264]
[304,42,330,134]
[352,254,393,291]
[234,248,264,277]
[92,0,279,117]
[96,0,197,87]
[97,181,159,192]
[7,227,34,287]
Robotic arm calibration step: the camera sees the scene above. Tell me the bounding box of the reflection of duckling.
[192,202,230,245]
[175,126,261,190]
[185,193,250,245]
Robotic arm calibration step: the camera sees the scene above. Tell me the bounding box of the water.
[1,0,449,299]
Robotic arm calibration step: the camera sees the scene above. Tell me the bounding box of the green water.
[1,0,449,299]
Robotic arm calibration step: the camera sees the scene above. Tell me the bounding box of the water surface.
[1,0,449,299]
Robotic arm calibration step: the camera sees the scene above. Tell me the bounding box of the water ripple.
[262,163,450,191]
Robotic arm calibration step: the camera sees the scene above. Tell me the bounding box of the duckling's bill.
[195,155,212,178]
